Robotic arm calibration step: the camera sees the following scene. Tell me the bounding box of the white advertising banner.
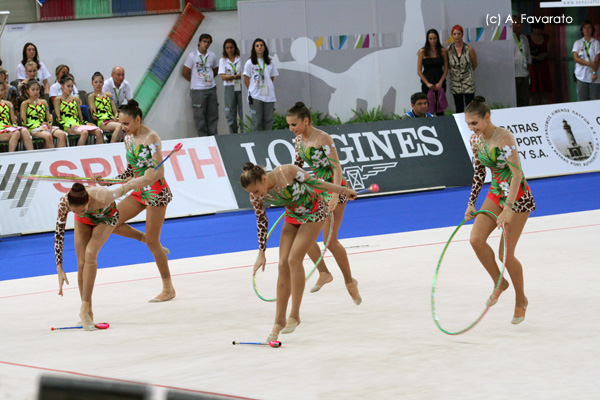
[0,137,238,236]
[454,100,600,181]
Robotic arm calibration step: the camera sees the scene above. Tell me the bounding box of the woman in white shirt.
[572,20,600,101]
[218,39,243,134]
[243,38,279,132]
[16,42,50,93]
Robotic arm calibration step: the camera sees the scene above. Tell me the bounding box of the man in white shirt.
[512,17,531,107]
[102,66,133,108]
[182,33,219,136]
[572,20,600,101]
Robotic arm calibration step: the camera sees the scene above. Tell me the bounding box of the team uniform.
[115,129,172,207]
[92,94,115,127]
[250,165,329,251]
[22,101,60,134]
[468,127,536,212]
[294,129,349,205]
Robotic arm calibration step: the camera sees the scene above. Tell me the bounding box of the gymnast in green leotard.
[53,75,103,146]
[88,72,122,143]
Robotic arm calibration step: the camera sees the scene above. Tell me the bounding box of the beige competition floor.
[1,210,599,400]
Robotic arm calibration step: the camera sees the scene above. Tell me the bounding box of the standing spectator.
[218,38,243,134]
[49,65,79,106]
[572,20,600,101]
[16,43,51,93]
[528,23,553,105]
[0,69,18,104]
[448,25,477,113]
[401,92,434,119]
[182,33,219,136]
[512,17,531,107]
[243,38,279,132]
[102,66,133,108]
[417,29,448,116]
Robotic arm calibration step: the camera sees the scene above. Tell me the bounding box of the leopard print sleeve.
[293,136,305,168]
[468,134,486,206]
[114,164,134,181]
[250,194,268,252]
[54,195,71,267]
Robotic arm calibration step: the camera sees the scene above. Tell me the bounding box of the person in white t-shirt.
[183,33,219,136]
[16,42,51,93]
[102,66,133,108]
[243,38,279,132]
[49,64,79,106]
[572,20,600,101]
[218,38,243,134]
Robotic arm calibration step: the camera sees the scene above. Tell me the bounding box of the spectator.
[54,76,103,146]
[448,25,477,113]
[16,43,50,93]
[88,72,122,143]
[417,29,448,116]
[20,80,67,148]
[528,23,553,105]
[218,38,243,134]
[512,16,531,107]
[0,69,18,104]
[102,66,133,108]
[401,92,434,119]
[182,33,219,136]
[18,61,45,102]
[243,38,279,132]
[0,83,33,151]
[49,64,79,106]
[572,20,600,101]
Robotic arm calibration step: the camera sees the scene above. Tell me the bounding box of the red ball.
[370,184,380,193]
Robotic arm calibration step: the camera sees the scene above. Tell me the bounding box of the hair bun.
[473,96,486,103]
[127,99,139,108]
[242,162,255,171]
[294,101,306,108]
[71,182,85,192]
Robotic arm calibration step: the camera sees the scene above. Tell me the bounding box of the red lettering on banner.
[50,160,78,193]
[113,155,125,175]
[81,158,112,186]
[188,147,225,179]
[162,149,186,181]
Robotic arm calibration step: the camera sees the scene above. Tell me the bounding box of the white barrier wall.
[0,138,238,236]
[453,100,600,181]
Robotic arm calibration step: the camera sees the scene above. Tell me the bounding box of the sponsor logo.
[544,108,598,167]
[0,161,41,215]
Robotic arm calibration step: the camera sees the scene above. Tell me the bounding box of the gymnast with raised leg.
[287,102,361,305]
[54,170,158,330]
[240,163,357,342]
[102,100,176,302]
[464,96,535,325]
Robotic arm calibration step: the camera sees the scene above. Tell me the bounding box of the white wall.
[0,11,240,140]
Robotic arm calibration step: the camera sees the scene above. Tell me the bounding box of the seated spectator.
[0,84,33,152]
[401,92,434,119]
[88,72,122,143]
[18,61,45,101]
[20,80,67,148]
[54,76,103,146]
[16,42,51,93]
[49,64,79,106]
[102,66,132,108]
[0,69,18,104]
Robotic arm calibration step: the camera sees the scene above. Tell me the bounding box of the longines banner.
[0,138,238,236]
[453,100,600,180]
[216,117,474,209]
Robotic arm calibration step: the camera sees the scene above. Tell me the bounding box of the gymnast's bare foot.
[310,272,333,293]
[80,301,96,331]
